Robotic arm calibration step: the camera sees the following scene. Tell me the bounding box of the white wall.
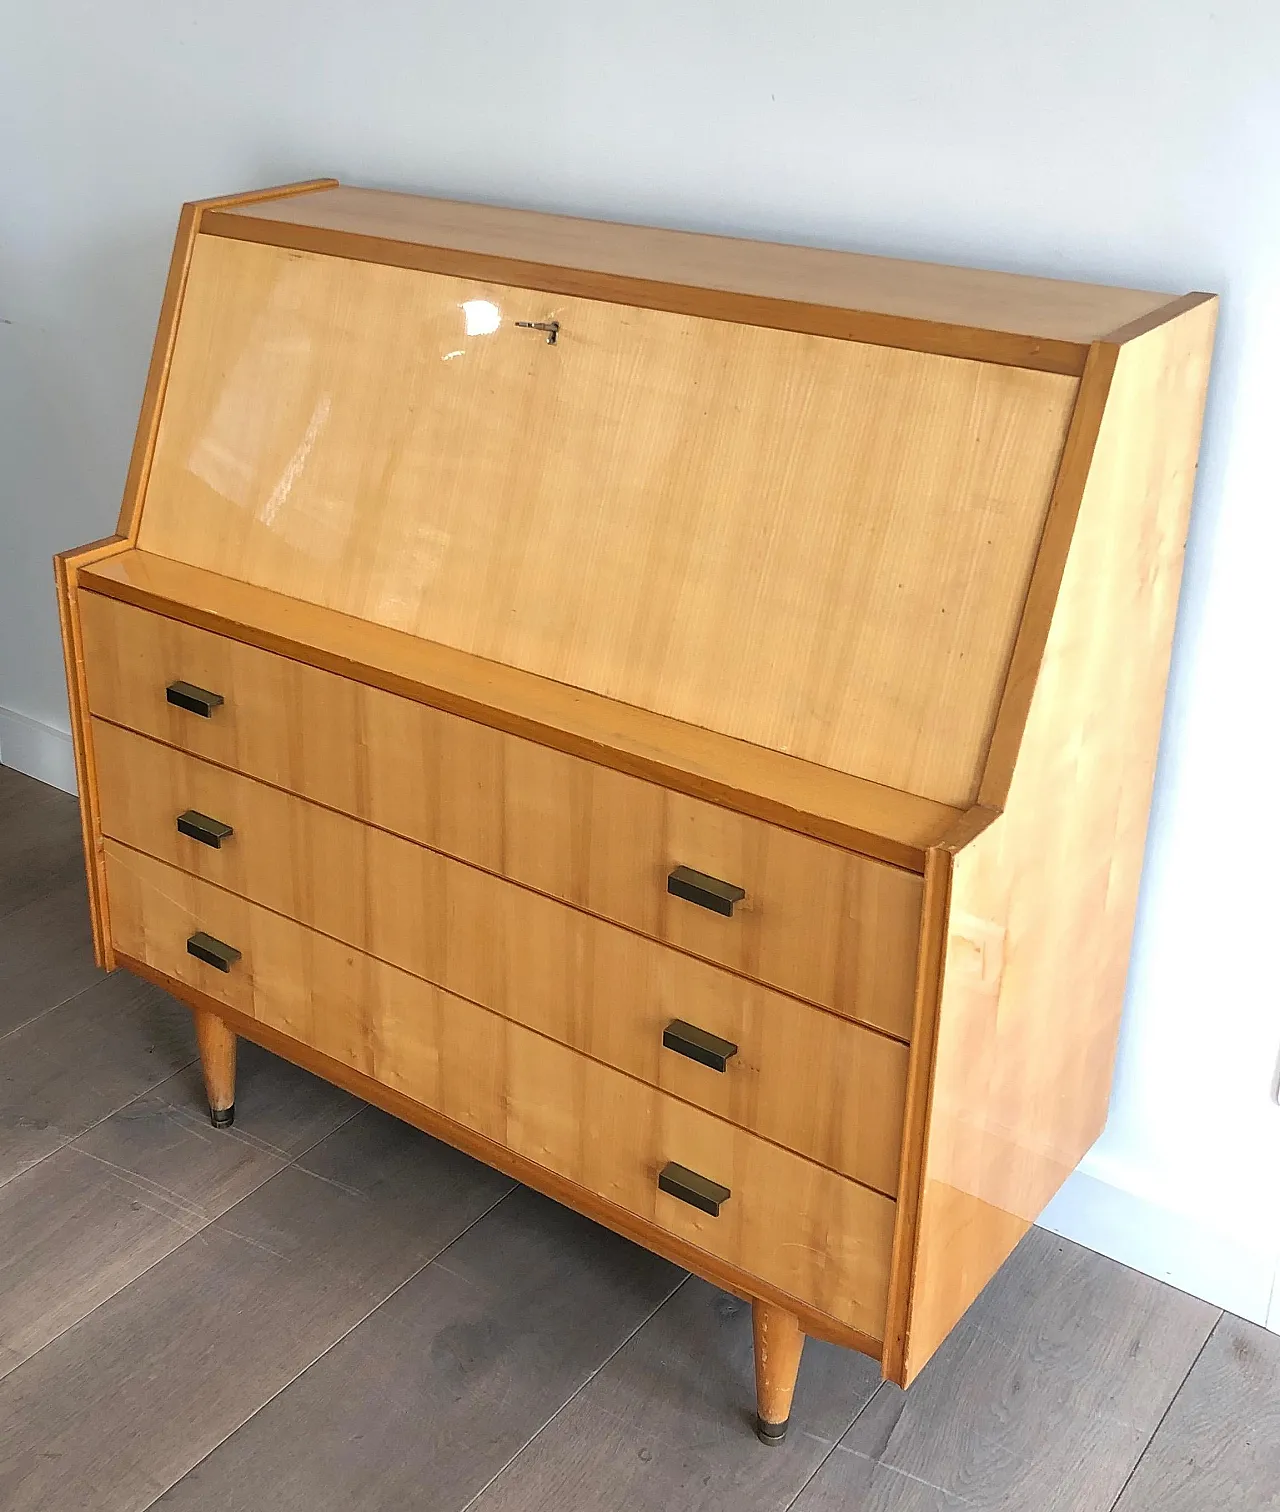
[2,1,1277,1320]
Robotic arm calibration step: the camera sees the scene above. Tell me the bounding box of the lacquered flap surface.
[138,233,1076,805]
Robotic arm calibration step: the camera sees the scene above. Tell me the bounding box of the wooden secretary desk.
[56,179,1216,1441]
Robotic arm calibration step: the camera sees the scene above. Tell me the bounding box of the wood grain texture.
[92,724,912,1188]
[105,841,898,1340]
[77,562,958,869]
[137,234,1076,805]
[898,297,1219,1383]
[214,183,1182,356]
[1113,1316,1280,1512]
[154,1187,681,1512]
[977,341,1119,807]
[792,1228,1220,1512]
[0,1110,511,1512]
[469,1278,881,1512]
[54,535,132,967]
[118,945,885,1359]
[753,1301,806,1430]
[90,704,922,1041]
[114,180,338,542]
[880,844,953,1385]
[193,1007,236,1115]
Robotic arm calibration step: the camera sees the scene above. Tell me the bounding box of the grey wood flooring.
[0,764,1275,1511]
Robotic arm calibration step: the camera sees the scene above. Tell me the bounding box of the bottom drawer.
[105,840,896,1339]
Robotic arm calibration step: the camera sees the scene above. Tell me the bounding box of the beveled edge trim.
[52,533,133,969]
[880,844,954,1385]
[118,950,887,1360]
[976,340,1120,809]
[1102,290,1218,346]
[76,553,957,871]
[199,208,1090,376]
[116,180,338,543]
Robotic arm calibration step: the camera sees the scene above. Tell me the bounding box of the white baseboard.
[0,706,78,795]
[1040,1161,1280,1329]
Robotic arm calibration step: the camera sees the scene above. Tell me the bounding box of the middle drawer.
[94,718,908,1195]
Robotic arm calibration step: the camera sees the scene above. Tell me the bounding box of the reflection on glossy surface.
[139,234,1076,807]
[461,298,501,335]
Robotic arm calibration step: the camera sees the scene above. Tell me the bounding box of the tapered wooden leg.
[194,1008,237,1128]
[753,1301,805,1445]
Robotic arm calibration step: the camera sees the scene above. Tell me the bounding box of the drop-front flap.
[138,232,1078,808]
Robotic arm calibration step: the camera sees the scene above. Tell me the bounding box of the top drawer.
[79,592,922,1039]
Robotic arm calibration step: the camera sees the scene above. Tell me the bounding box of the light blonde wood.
[978,342,1119,806]
[77,560,958,869]
[212,183,1183,362]
[84,633,923,1032]
[898,297,1219,1383]
[136,234,1077,806]
[52,534,134,968]
[105,840,898,1339]
[118,945,884,1360]
[880,843,954,1385]
[93,720,910,1190]
[193,1007,236,1115]
[115,180,338,542]
[753,1302,806,1433]
[55,183,1223,1411]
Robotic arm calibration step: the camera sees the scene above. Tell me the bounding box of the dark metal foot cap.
[210,1103,235,1128]
[755,1415,789,1446]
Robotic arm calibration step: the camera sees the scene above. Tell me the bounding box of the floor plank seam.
[0,1093,364,1384]
[779,1378,892,1512]
[1105,1310,1225,1512]
[69,1145,217,1229]
[455,1271,693,1512]
[134,1182,520,1512]
[0,1054,201,1194]
[0,963,120,1047]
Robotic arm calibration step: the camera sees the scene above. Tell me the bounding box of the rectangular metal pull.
[667,865,745,918]
[177,810,234,849]
[166,681,224,717]
[658,1161,731,1217]
[663,1019,738,1072]
[186,932,241,972]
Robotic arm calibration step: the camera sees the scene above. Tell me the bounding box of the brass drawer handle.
[663,1019,738,1073]
[667,865,746,918]
[166,681,224,718]
[177,810,234,849]
[186,932,241,972]
[658,1161,731,1217]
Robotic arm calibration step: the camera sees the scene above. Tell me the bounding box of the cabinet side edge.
[53,535,132,968]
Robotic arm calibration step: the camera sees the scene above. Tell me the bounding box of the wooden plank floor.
[0,764,1274,1511]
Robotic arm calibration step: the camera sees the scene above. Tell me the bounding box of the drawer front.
[79,592,923,1039]
[105,841,896,1340]
[93,720,908,1195]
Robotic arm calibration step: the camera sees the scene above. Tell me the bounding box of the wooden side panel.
[138,234,1077,806]
[52,536,134,967]
[76,563,959,868]
[105,841,898,1340]
[93,723,911,1193]
[898,299,1218,1382]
